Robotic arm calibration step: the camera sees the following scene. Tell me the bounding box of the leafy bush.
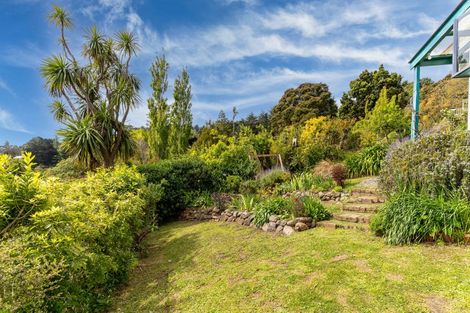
[371,192,470,244]
[0,165,156,312]
[380,130,470,198]
[44,157,87,179]
[253,197,293,226]
[138,157,221,221]
[184,191,214,209]
[279,172,335,193]
[258,169,290,190]
[346,144,387,177]
[231,194,258,211]
[225,175,242,193]
[0,153,47,236]
[239,179,260,195]
[301,197,332,221]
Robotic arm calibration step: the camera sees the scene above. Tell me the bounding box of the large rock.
[261,223,269,232]
[275,225,284,234]
[286,220,296,227]
[295,217,313,224]
[269,215,279,222]
[267,222,277,232]
[295,222,309,232]
[283,225,295,236]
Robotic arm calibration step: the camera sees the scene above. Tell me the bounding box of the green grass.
[111,221,470,313]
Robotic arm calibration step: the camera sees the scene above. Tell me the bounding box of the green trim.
[421,55,453,67]
[409,0,470,69]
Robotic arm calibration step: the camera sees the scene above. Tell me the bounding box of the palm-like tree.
[41,6,140,168]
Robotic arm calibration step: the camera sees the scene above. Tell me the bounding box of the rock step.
[350,188,383,196]
[333,213,372,224]
[317,220,369,231]
[342,204,380,213]
[346,195,385,204]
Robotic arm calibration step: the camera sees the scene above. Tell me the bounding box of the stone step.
[317,220,369,231]
[346,195,385,204]
[350,188,382,196]
[342,204,380,213]
[333,213,372,224]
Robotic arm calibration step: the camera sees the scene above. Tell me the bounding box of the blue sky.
[0,0,462,145]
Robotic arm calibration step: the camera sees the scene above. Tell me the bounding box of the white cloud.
[0,108,29,133]
[0,79,15,96]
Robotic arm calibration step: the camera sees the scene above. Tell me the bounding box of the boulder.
[286,220,296,227]
[241,211,250,219]
[295,222,309,232]
[280,220,287,227]
[261,223,269,232]
[268,222,277,232]
[295,217,313,224]
[269,215,279,223]
[275,225,284,234]
[283,226,295,236]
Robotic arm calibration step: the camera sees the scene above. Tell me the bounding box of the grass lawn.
[111,221,470,313]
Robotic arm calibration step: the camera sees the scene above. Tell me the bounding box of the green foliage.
[258,169,291,190]
[138,157,221,221]
[352,87,409,147]
[0,153,46,236]
[230,194,258,211]
[239,179,260,195]
[300,197,332,221]
[22,137,60,167]
[42,7,140,168]
[279,172,335,193]
[371,192,470,245]
[200,140,259,181]
[44,157,87,179]
[169,68,193,156]
[345,144,387,177]
[271,83,337,131]
[225,175,241,193]
[184,191,214,209]
[339,65,409,119]
[380,130,470,198]
[253,197,293,226]
[0,165,155,312]
[147,55,170,160]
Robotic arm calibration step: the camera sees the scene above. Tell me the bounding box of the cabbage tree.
[41,6,139,168]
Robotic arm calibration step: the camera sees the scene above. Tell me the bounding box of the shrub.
[346,144,387,177]
[0,165,154,312]
[331,163,347,187]
[371,192,470,244]
[380,130,470,198]
[231,194,258,211]
[44,157,86,179]
[279,172,335,193]
[253,197,293,226]
[0,153,47,236]
[225,175,242,193]
[138,157,221,221]
[258,169,290,190]
[184,191,214,209]
[301,197,332,221]
[240,179,260,195]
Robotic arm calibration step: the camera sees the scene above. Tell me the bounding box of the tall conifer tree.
[147,55,170,160]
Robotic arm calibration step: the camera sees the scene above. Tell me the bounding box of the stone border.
[180,207,316,236]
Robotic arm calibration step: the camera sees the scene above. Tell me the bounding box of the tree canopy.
[270,83,337,131]
[22,137,60,167]
[339,65,409,120]
[41,6,139,168]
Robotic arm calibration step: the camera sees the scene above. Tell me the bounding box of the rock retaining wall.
[283,191,349,202]
[180,207,316,236]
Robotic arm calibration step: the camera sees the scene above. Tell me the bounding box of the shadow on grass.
[111,221,201,312]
